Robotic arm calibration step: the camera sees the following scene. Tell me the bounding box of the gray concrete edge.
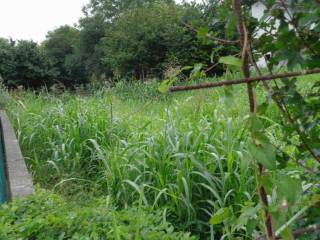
[0,110,34,200]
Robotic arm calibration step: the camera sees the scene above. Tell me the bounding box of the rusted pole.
[169,68,320,92]
[233,1,275,239]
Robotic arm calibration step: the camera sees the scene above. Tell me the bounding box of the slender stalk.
[232,1,274,239]
[275,205,311,236]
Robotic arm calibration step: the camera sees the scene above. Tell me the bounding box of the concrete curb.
[0,111,34,200]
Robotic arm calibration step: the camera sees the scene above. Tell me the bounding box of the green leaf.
[197,27,209,40]
[181,66,193,71]
[158,80,172,94]
[261,174,273,193]
[257,102,269,115]
[219,56,242,67]
[234,202,260,231]
[311,194,320,205]
[190,63,206,79]
[225,14,237,39]
[275,174,302,205]
[209,208,231,225]
[276,150,290,169]
[280,227,294,240]
[248,132,277,170]
[249,114,264,133]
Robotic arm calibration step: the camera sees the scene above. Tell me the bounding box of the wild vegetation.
[1,71,319,239]
[0,189,195,239]
[0,0,230,88]
[0,0,320,239]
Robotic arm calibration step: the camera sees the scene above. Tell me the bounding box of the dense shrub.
[102,2,211,80]
[0,190,195,240]
[43,26,87,87]
[0,39,54,88]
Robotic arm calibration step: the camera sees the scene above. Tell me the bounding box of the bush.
[0,39,54,89]
[0,190,195,240]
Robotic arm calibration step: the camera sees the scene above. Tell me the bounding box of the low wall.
[0,111,34,201]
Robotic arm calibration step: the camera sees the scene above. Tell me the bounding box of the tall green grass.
[6,78,286,238]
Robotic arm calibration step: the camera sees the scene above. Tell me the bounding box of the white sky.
[0,0,200,43]
[0,0,90,43]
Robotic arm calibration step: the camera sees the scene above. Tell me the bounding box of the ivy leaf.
[209,208,231,225]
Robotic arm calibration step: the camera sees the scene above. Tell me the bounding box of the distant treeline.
[0,0,238,89]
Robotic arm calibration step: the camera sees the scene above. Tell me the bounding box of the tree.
[0,39,53,88]
[83,0,174,21]
[0,38,15,85]
[102,2,212,80]
[43,25,87,87]
[78,15,110,80]
[14,40,53,88]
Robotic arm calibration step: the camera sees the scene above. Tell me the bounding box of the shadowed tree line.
[0,0,238,89]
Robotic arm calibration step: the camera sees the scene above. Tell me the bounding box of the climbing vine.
[162,0,320,239]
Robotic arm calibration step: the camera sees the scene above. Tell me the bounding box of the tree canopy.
[0,0,318,89]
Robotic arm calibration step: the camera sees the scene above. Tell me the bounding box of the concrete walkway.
[0,111,34,201]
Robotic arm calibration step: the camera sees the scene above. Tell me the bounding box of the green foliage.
[206,1,320,238]
[43,25,87,87]
[6,72,320,238]
[7,80,258,238]
[1,0,320,238]
[78,14,110,79]
[255,0,320,70]
[0,81,9,109]
[219,56,241,68]
[250,1,320,234]
[0,0,241,88]
[83,0,174,21]
[248,115,277,170]
[158,67,181,94]
[102,2,210,80]
[0,39,53,88]
[0,38,15,84]
[0,190,194,239]
[209,208,232,225]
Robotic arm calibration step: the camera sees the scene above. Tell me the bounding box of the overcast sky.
[0,0,89,43]
[0,0,201,43]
